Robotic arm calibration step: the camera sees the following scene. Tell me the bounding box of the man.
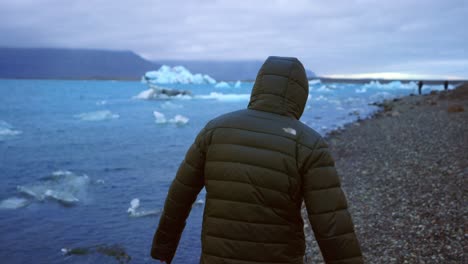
[151,56,363,264]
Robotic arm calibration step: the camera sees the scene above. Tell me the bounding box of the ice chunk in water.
[127,198,160,217]
[74,110,119,121]
[0,197,30,209]
[16,170,91,206]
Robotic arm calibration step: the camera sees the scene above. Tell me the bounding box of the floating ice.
[0,197,30,209]
[234,81,242,88]
[0,121,22,140]
[169,115,189,125]
[153,112,189,125]
[316,85,334,92]
[16,170,92,206]
[127,198,160,217]
[133,86,192,100]
[96,100,107,105]
[308,79,321,85]
[355,87,367,93]
[153,111,167,124]
[134,88,155,100]
[214,81,231,89]
[74,110,119,121]
[144,65,216,84]
[197,92,250,102]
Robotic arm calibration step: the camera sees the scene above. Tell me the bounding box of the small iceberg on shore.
[74,110,119,121]
[143,65,216,84]
[127,198,160,217]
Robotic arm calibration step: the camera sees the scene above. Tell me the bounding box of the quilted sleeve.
[151,128,209,263]
[301,139,363,264]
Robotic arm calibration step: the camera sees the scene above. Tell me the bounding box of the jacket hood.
[248,56,309,119]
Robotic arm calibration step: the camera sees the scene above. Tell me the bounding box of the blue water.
[0,79,447,263]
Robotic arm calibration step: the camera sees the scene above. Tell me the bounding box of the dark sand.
[303,84,467,263]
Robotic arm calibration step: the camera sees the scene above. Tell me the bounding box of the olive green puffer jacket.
[151,56,363,264]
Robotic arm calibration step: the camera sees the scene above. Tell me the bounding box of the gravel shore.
[303,84,467,263]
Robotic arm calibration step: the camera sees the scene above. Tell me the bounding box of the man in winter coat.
[151,56,363,264]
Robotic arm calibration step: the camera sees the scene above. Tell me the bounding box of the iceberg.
[153,111,167,124]
[234,81,242,88]
[133,85,192,100]
[16,170,92,206]
[308,79,321,85]
[143,65,216,84]
[0,197,30,209]
[153,111,189,125]
[127,198,160,217]
[169,115,189,125]
[214,81,231,89]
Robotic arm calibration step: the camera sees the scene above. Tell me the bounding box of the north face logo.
[283,127,296,135]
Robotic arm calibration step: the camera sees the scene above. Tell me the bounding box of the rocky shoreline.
[303,84,467,263]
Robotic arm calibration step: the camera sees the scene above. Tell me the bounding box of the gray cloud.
[1,0,466,77]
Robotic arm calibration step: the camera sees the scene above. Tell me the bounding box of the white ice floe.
[197,92,250,102]
[153,111,189,125]
[127,198,160,217]
[133,86,192,100]
[74,110,119,121]
[144,65,216,84]
[316,85,334,92]
[96,100,107,106]
[153,111,167,124]
[214,81,231,89]
[234,81,242,88]
[0,120,22,140]
[355,87,367,93]
[308,79,321,85]
[16,170,92,206]
[134,88,155,100]
[169,115,189,125]
[0,197,30,209]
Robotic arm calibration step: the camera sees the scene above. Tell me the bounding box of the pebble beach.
[303,83,467,263]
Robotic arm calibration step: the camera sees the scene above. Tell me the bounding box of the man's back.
[151,57,363,264]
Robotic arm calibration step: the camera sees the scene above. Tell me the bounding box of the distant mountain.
[157,60,316,81]
[0,47,159,80]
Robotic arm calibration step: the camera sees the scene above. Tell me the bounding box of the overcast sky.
[1,0,467,78]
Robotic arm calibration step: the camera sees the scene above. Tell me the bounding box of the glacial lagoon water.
[0,79,451,263]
